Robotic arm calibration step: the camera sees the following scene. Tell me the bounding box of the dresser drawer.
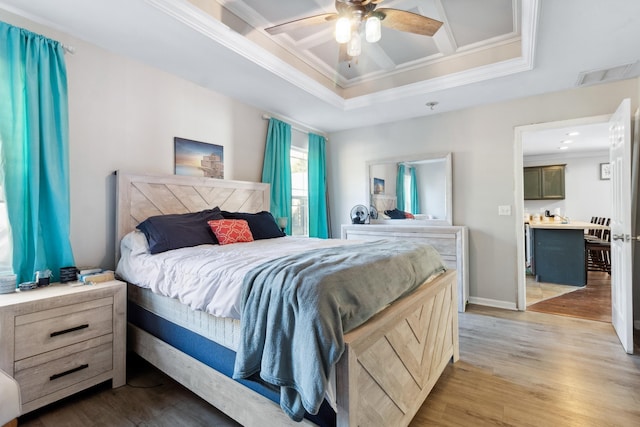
[342,224,469,313]
[14,297,113,360]
[344,230,457,256]
[400,236,456,256]
[441,255,457,270]
[14,335,113,404]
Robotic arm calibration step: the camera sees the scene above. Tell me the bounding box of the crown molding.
[144,0,346,109]
[345,54,533,110]
[344,0,539,109]
[147,0,538,113]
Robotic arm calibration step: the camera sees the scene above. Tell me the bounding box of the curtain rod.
[261,114,328,139]
[61,44,75,54]
[10,22,75,54]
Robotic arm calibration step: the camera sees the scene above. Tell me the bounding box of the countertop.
[527,220,609,230]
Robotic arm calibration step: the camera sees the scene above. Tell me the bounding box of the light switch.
[498,205,511,216]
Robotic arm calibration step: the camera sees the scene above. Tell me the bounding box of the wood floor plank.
[411,305,640,426]
[19,305,640,427]
[19,354,239,427]
[527,272,611,322]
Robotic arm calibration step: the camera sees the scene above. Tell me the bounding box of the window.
[0,170,12,274]
[403,171,412,212]
[290,145,308,236]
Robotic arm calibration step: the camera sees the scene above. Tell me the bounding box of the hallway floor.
[526,271,611,322]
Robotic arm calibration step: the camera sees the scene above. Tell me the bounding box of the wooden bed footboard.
[336,269,458,427]
[128,269,457,427]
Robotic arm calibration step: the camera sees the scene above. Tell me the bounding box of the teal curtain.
[0,22,75,283]
[261,118,292,234]
[396,164,406,212]
[409,167,420,214]
[308,133,329,238]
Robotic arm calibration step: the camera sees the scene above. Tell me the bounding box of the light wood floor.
[412,305,640,426]
[525,275,584,306]
[19,306,640,427]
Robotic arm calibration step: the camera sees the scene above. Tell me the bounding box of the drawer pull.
[50,324,89,337]
[50,364,89,381]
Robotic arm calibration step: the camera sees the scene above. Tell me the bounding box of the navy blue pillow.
[137,208,224,254]
[220,211,285,240]
[384,208,409,219]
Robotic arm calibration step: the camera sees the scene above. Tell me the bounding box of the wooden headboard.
[115,171,270,260]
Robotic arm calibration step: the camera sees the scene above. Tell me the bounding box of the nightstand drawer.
[14,335,113,404]
[14,297,113,360]
[1,280,126,414]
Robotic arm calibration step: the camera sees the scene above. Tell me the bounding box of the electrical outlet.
[498,205,511,216]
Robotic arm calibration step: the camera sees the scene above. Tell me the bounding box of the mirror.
[367,152,452,226]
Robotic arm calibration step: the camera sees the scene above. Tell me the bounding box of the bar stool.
[585,218,611,273]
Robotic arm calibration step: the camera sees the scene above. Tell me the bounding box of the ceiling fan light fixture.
[268,0,442,63]
[365,15,381,43]
[347,31,362,57]
[335,17,351,43]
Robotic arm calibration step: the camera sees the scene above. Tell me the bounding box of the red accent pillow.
[207,219,254,245]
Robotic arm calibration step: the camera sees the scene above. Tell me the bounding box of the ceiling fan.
[265,0,443,59]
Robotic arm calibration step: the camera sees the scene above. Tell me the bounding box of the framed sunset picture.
[174,137,224,179]
[373,177,385,194]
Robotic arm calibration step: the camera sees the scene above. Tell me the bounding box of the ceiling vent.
[575,62,637,87]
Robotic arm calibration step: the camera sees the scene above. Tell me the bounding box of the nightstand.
[0,280,126,414]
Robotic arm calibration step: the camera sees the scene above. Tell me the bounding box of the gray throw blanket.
[232,240,446,421]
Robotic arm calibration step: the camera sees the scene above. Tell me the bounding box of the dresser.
[342,224,469,312]
[0,280,126,414]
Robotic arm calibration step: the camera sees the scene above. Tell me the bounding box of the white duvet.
[116,231,359,319]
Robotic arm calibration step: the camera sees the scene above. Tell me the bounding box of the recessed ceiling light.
[567,131,580,136]
[559,146,569,150]
[561,139,573,144]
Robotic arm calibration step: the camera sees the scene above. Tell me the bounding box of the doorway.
[514,114,612,321]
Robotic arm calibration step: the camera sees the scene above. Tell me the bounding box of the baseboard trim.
[468,297,518,311]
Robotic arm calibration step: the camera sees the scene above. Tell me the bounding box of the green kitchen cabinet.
[524,165,565,200]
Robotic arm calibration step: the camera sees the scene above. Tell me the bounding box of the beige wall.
[327,80,639,308]
[0,10,269,270]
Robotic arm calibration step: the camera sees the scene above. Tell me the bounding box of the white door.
[609,98,634,354]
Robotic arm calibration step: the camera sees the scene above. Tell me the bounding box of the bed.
[115,171,458,427]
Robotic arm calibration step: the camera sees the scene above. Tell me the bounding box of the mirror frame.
[366,152,453,226]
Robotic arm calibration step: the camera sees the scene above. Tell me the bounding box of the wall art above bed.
[174,137,224,178]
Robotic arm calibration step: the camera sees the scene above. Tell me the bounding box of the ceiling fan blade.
[265,13,338,35]
[376,8,443,37]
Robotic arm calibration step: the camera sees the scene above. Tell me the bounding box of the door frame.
[514,114,611,310]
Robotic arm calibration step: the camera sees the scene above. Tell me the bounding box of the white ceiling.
[522,122,610,157]
[1,0,639,140]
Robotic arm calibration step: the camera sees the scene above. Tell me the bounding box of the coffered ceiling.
[218,0,522,94]
[1,0,639,134]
